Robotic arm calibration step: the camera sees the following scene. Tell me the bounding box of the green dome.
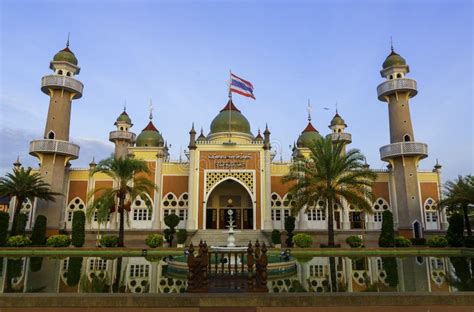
[53,47,78,65]
[209,100,252,135]
[136,121,164,147]
[297,122,322,148]
[330,112,346,127]
[382,50,406,69]
[115,111,132,125]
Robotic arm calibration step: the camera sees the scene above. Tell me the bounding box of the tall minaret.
[326,110,352,153]
[377,45,428,238]
[29,40,83,232]
[109,108,136,159]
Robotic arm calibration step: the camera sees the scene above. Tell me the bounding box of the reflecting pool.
[0,255,472,294]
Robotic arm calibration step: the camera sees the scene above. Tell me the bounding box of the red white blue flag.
[230,73,255,99]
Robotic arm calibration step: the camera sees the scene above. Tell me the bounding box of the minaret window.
[47,131,55,139]
[58,70,63,75]
[389,74,393,80]
[404,134,411,142]
[396,73,402,78]
[66,72,71,77]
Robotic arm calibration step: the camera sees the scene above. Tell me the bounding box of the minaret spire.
[66,32,70,48]
[149,99,153,120]
[390,36,394,52]
[307,99,312,122]
[123,100,127,112]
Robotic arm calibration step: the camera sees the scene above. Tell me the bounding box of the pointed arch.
[66,197,86,224]
[424,197,439,230]
[131,193,153,222]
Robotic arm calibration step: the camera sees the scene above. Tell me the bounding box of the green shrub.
[145,234,164,248]
[164,214,180,247]
[0,211,9,246]
[394,236,411,247]
[176,229,187,245]
[284,216,296,247]
[378,210,394,247]
[446,213,464,247]
[71,211,85,247]
[100,235,119,247]
[346,236,364,248]
[16,213,28,235]
[7,235,32,247]
[271,230,281,245]
[464,236,474,248]
[31,215,47,246]
[66,257,83,287]
[382,257,398,288]
[427,236,448,248]
[46,234,71,247]
[293,233,312,248]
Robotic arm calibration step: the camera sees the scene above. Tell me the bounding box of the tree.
[0,211,9,246]
[87,157,157,247]
[164,213,180,247]
[446,213,465,247]
[440,175,473,237]
[283,136,376,246]
[31,215,47,246]
[284,216,296,247]
[0,167,59,236]
[378,210,395,247]
[72,211,85,247]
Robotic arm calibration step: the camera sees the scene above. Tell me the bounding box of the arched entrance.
[205,178,254,230]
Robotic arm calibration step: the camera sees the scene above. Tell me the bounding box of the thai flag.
[230,73,256,99]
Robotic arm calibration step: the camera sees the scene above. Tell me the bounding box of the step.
[189,230,270,247]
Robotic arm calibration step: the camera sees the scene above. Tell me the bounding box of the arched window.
[127,260,151,293]
[404,134,411,142]
[132,194,153,221]
[307,199,326,221]
[270,193,283,221]
[58,70,63,75]
[389,75,393,80]
[66,72,71,77]
[66,197,85,224]
[396,73,402,78]
[424,198,439,230]
[20,198,33,225]
[162,192,188,223]
[337,128,342,133]
[372,198,390,228]
[48,131,55,140]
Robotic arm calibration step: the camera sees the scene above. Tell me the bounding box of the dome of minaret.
[297,121,322,148]
[382,48,406,69]
[209,99,252,135]
[53,45,78,65]
[330,112,347,127]
[115,110,132,125]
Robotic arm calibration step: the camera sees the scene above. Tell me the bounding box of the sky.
[0,0,472,182]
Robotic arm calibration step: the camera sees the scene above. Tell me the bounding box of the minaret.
[186,123,197,230]
[263,124,273,230]
[377,45,428,238]
[109,107,136,159]
[326,110,352,153]
[29,40,83,232]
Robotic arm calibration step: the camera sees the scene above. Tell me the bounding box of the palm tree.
[440,175,474,236]
[88,157,157,247]
[0,167,59,236]
[283,136,377,247]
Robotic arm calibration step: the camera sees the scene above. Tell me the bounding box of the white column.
[263,150,273,230]
[341,199,350,230]
[186,149,196,230]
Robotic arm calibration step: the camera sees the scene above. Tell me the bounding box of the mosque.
[8,42,447,243]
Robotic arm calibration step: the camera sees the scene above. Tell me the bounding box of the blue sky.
[1,0,472,182]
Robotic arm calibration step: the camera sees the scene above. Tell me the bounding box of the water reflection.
[0,256,472,294]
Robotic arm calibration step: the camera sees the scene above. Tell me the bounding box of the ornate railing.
[379,142,428,161]
[29,139,80,159]
[109,131,136,142]
[41,75,83,99]
[326,132,352,143]
[377,78,417,101]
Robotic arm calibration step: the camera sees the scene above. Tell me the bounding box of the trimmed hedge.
[66,257,83,287]
[16,213,28,235]
[0,211,9,246]
[410,238,426,246]
[145,234,164,248]
[394,236,411,247]
[379,211,394,247]
[71,211,85,247]
[31,215,47,246]
[100,235,119,247]
[176,229,187,245]
[427,236,448,248]
[29,257,43,272]
[346,236,364,248]
[271,230,281,245]
[7,235,32,247]
[46,234,71,247]
[293,233,312,248]
[447,213,464,247]
[164,214,180,247]
[284,216,296,247]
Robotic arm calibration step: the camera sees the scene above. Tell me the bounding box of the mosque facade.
[8,43,447,241]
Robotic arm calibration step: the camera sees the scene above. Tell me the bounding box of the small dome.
[115,111,132,125]
[135,121,164,147]
[382,49,406,69]
[209,100,252,135]
[53,46,78,65]
[297,122,322,148]
[330,112,346,127]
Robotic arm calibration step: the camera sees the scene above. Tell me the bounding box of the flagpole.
[228,69,232,143]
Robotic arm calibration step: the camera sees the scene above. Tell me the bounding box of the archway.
[205,178,254,230]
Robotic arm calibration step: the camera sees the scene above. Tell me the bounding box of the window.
[373,198,390,211]
[88,258,107,271]
[309,265,324,277]
[133,208,151,221]
[272,209,281,221]
[66,197,86,223]
[129,264,150,278]
[48,131,55,139]
[132,194,153,222]
[162,193,188,222]
[308,209,325,221]
[58,70,63,75]
[66,72,71,77]
[396,73,402,78]
[404,134,411,142]
[93,211,110,222]
[374,212,383,222]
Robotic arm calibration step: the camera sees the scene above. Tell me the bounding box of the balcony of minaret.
[377,78,417,101]
[29,139,80,159]
[109,131,136,142]
[379,142,428,162]
[326,132,352,144]
[41,75,83,99]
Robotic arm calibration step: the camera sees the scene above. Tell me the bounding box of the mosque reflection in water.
[0,256,472,294]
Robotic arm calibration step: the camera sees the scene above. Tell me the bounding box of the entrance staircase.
[189,230,270,247]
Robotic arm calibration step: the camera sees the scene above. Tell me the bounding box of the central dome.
[209,100,252,135]
[297,122,322,148]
